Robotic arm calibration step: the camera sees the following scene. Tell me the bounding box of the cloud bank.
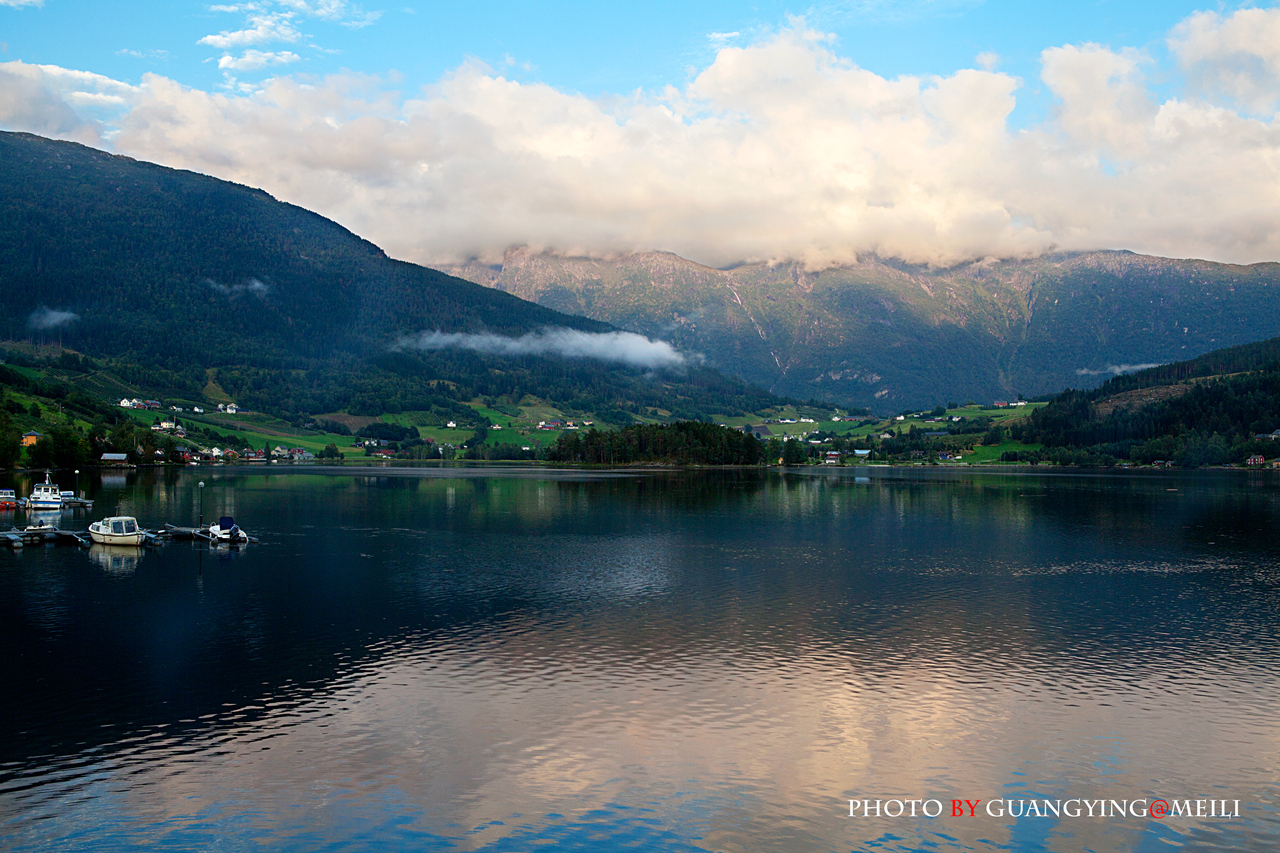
[1075,363,1162,377]
[396,329,692,370]
[3,9,1280,268]
[27,306,79,330]
[206,277,271,299]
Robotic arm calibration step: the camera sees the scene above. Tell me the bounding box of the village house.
[1247,454,1267,466]
[21,431,43,447]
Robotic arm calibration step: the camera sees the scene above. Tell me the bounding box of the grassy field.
[961,440,1045,464]
[5,350,1052,466]
[120,407,359,455]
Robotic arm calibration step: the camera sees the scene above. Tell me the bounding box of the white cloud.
[206,278,271,299]
[0,0,43,7]
[4,10,1280,269]
[116,48,171,60]
[0,61,138,142]
[199,12,302,49]
[279,0,379,26]
[396,329,693,370]
[218,50,301,71]
[27,307,79,330]
[1075,363,1162,377]
[1170,8,1280,115]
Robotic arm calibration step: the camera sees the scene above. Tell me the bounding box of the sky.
[2,0,1280,268]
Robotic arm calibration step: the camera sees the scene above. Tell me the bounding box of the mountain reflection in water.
[1,466,1279,852]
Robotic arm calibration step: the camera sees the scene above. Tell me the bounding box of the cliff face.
[440,249,1280,411]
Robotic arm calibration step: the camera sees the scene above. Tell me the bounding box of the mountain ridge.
[439,247,1280,412]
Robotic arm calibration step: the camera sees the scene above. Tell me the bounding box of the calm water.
[2,465,1280,852]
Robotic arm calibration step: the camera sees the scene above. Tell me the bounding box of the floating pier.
[1,528,91,549]
[2,524,258,550]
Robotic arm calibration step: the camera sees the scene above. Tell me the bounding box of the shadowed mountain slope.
[442,248,1280,412]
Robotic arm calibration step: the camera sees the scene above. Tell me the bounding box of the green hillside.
[1014,335,1280,466]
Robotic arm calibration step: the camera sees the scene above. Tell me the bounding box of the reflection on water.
[87,544,144,575]
[2,466,1280,852]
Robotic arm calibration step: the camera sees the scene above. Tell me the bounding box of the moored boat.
[27,472,63,511]
[0,489,15,510]
[207,516,249,544]
[60,491,94,509]
[88,516,145,546]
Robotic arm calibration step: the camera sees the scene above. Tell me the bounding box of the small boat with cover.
[89,516,145,546]
[207,516,248,545]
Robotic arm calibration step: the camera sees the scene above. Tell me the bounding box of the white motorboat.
[207,516,249,544]
[60,491,94,509]
[24,509,60,534]
[27,471,62,511]
[89,516,146,546]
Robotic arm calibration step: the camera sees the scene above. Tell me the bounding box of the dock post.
[198,481,205,530]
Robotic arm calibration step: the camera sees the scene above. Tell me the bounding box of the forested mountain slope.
[0,132,783,421]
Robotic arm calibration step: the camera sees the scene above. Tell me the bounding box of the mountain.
[440,248,1280,412]
[0,132,787,422]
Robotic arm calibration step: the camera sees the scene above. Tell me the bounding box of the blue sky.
[0,1,1228,122]
[2,1,1280,267]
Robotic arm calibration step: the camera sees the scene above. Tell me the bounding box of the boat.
[207,516,249,545]
[88,516,146,546]
[60,491,94,509]
[0,489,15,510]
[27,472,63,511]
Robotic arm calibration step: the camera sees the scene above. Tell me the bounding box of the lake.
[2,465,1279,852]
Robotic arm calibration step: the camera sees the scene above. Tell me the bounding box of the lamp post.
[74,469,80,500]
[198,481,205,530]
